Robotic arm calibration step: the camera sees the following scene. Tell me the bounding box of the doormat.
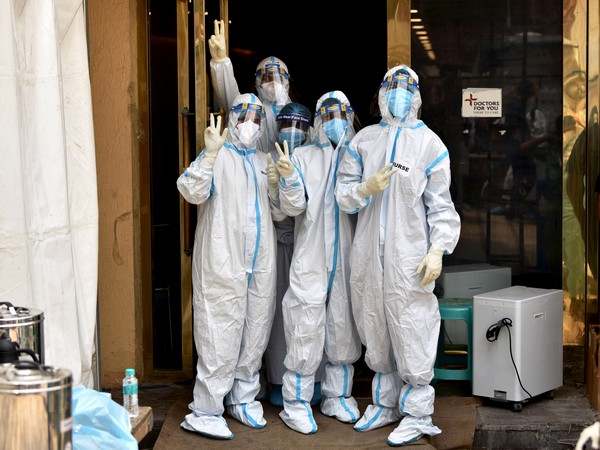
[154,395,480,449]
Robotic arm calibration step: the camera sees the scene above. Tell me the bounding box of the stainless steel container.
[0,302,45,363]
[0,361,72,449]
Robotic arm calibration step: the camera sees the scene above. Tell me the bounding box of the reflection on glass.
[409,1,563,277]
[407,0,582,369]
[403,0,600,382]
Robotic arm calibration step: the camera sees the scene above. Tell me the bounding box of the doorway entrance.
[147,0,579,383]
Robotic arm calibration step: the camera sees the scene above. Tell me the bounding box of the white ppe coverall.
[278,91,362,434]
[177,94,282,439]
[265,104,322,402]
[211,55,302,391]
[335,66,461,444]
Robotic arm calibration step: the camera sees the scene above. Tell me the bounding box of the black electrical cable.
[485,318,533,399]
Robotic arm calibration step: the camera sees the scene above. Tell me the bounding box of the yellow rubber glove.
[275,141,294,178]
[208,20,228,62]
[358,163,399,198]
[199,113,228,171]
[416,248,444,286]
[266,153,279,196]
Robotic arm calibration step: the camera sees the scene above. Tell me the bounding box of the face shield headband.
[255,63,290,85]
[381,71,419,94]
[276,112,310,132]
[231,102,266,126]
[316,102,353,123]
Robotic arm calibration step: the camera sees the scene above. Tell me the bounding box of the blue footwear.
[311,382,322,406]
[269,384,283,407]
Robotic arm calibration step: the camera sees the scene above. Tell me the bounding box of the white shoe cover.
[387,416,441,446]
[320,395,360,423]
[180,413,234,439]
[226,400,267,428]
[279,399,318,434]
[354,404,400,432]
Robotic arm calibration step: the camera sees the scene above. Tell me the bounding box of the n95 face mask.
[237,122,260,147]
[260,81,287,104]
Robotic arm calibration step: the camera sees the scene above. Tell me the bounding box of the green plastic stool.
[434,298,473,382]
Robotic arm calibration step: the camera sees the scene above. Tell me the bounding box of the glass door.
[408,1,586,379]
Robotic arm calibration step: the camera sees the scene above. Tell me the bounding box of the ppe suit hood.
[228,93,265,150]
[378,65,422,127]
[255,56,291,106]
[314,90,356,147]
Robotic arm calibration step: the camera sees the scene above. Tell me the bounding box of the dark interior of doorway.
[206,0,388,128]
[148,1,182,371]
[147,0,569,376]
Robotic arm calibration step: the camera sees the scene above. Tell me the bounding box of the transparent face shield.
[317,102,352,145]
[230,102,265,146]
[380,71,419,118]
[255,63,290,104]
[276,111,310,152]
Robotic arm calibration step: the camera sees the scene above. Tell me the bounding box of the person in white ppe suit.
[264,102,323,407]
[177,93,283,440]
[209,19,291,157]
[335,66,461,446]
[209,19,322,405]
[270,91,362,434]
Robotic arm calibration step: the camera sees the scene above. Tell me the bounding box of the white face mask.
[261,81,286,104]
[237,122,260,147]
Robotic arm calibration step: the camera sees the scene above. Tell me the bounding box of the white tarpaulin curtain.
[0,0,98,387]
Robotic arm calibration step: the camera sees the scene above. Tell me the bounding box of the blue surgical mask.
[386,88,413,118]
[322,118,347,145]
[279,128,307,152]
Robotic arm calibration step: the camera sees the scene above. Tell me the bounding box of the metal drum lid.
[0,303,44,327]
[0,362,72,394]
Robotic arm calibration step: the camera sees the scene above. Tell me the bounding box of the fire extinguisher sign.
[461,88,502,118]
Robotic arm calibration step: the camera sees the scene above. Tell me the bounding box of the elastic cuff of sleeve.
[429,242,446,255]
[199,157,216,172]
[357,183,370,199]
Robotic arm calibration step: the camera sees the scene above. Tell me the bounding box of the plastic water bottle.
[122,368,139,418]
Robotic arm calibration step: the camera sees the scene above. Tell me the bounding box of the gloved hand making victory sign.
[208,19,227,62]
[199,113,228,171]
[358,163,399,198]
[274,140,294,178]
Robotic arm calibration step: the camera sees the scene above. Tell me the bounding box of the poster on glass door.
[461,88,502,118]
